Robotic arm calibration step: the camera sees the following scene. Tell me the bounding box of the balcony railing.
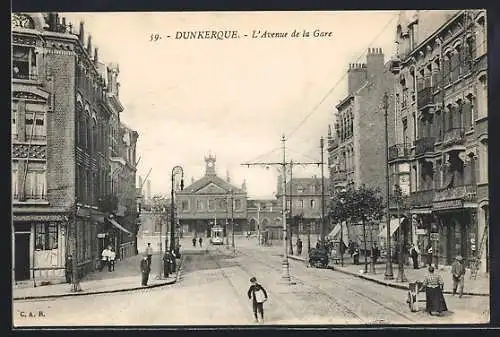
[409,189,435,208]
[414,137,435,156]
[388,144,410,161]
[417,86,435,110]
[442,128,466,147]
[434,184,477,203]
[13,72,38,81]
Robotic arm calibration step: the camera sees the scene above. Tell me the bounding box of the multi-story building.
[247,199,282,241]
[327,48,396,249]
[176,154,248,237]
[12,13,137,283]
[390,10,488,271]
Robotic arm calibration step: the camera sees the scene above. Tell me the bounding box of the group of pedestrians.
[192,236,203,247]
[100,245,116,272]
[140,242,179,286]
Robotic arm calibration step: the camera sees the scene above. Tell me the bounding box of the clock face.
[207,161,213,168]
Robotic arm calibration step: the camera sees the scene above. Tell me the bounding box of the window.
[35,223,58,250]
[86,116,92,152]
[12,45,37,80]
[92,118,98,153]
[310,199,316,208]
[24,111,46,140]
[86,170,92,205]
[310,185,316,193]
[93,172,98,206]
[208,199,215,210]
[235,199,242,210]
[24,163,46,200]
[297,186,304,194]
[12,162,18,199]
[295,199,304,209]
[197,200,204,210]
[402,119,408,146]
[432,59,440,88]
[286,200,291,211]
[182,200,189,211]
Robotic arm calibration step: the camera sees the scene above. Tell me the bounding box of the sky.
[62,11,399,198]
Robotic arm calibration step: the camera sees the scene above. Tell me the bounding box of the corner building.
[390,10,488,271]
[12,13,137,283]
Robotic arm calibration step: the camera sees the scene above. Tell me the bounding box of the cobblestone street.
[13,237,489,326]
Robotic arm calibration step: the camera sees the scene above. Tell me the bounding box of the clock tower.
[204,152,216,176]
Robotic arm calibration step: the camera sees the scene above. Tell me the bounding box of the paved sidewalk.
[13,253,182,300]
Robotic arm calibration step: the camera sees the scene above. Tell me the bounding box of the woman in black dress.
[422,265,448,315]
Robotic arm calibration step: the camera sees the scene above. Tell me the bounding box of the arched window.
[92,118,98,154]
[86,116,92,152]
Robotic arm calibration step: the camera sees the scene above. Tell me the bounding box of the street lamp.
[170,166,184,254]
[383,92,394,280]
[395,184,407,282]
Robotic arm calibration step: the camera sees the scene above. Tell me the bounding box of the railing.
[414,137,435,156]
[409,189,435,208]
[13,72,38,80]
[388,144,410,161]
[417,86,434,110]
[434,184,477,202]
[442,128,466,147]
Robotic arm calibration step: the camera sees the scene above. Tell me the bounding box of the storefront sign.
[97,233,106,238]
[432,199,463,210]
[430,233,439,241]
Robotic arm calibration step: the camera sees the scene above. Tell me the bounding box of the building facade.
[12,13,137,283]
[390,10,488,271]
[176,155,248,237]
[327,48,396,248]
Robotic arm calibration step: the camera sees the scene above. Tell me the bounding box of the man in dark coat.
[296,238,303,256]
[451,255,466,297]
[65,255,73,284]
[140,255,150,286]
[247,277,268,323]
[162,251,172,278]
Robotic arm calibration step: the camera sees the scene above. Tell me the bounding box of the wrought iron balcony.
[442,128,466,147]
[409,189,435,208]
[417,86,435,111]
[388,144,410,161]
[434,184,477,203]
[414,137,435,156]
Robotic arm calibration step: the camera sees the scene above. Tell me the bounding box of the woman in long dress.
[422,265,448,315]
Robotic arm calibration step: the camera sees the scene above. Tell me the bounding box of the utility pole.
[383,92,394,280]
[225,193,229,246]
[257,203,261,246]
[320,137,326,244]
[242,135,324,284]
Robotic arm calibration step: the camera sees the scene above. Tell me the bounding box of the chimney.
[49,12,58,31]
[347,62,367,96]
[79,21,84,43]
[94,47,99,63]
[87,35,92,55]
[367,47,385,78]
[61,17,66,31]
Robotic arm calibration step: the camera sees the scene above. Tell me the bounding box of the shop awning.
[328,223,342,238]
[328,222,348,246]
[379,218,404,238]
[108,218,134,236]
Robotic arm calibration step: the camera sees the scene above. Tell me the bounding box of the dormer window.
[297,186,304,194]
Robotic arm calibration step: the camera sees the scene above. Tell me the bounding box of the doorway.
[15,232,30,281]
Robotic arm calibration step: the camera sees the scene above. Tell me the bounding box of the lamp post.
[339,193,346,267]
[395,185,407,282]
[170,166,184,254]
[383,92,394,280]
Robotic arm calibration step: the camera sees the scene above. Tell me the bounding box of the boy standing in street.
[247,277,268,323]
[140,254,150,286]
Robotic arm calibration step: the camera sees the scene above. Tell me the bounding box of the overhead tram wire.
[285,13,400,141]
[244,147,281,166]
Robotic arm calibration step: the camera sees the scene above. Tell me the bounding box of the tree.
[328,184,384,272]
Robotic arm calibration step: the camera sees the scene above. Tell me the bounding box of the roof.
[178,174,245,195]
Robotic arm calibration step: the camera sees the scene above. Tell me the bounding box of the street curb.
[13,256,185,301]
[287,254,489,297]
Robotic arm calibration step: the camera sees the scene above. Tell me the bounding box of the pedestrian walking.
[451,255,466,297]
[145,243,153,267]
[140,254,150,286]
[371,243,380,265]
[296,238,303,256]
[170,250,177,273]
[427,244,433,266]
[199,237,203,247]
[410,244,420,269]
[192,236,197,247]
[109,248,116,272]
[65,254,73,283]
[247,277,268,324]
[100,246,111,271]
[352,247,360,265]
[422,265,448,316]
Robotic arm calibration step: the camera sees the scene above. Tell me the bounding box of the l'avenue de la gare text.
[174,29,333,40]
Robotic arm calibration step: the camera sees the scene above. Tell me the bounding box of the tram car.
[210,225,224,245]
